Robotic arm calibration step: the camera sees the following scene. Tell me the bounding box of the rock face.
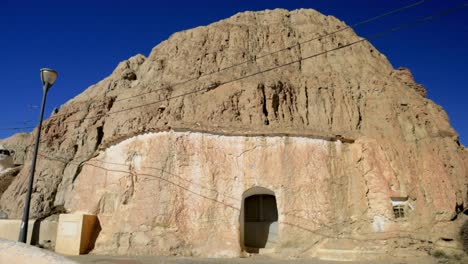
[0,145,14,172]
[0,8,467,258]
[0,133,31,166]
[0,166,22,198]
[0,144,21,201]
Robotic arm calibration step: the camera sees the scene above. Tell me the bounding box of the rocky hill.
[1,8,467,258]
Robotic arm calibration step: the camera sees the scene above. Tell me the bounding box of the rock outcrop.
[0,8,467,258]
[0,144,22,202]
[0,133,31,166]
[392,67,427,97]
[0,145,14,172]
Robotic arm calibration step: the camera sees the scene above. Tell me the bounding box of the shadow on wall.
[30,217,60,250]
[31,220,41,246]
[240,187,279,253]
[461,220,468,253]
[87,218,101,254]
[30,206,67,249]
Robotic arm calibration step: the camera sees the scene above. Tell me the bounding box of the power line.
[3,2,468,132]
[0,0,427,130]
[45,2,468,127]
[36,151,467,251]
[0,126,35,131]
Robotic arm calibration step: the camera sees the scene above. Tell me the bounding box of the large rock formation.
[0,8,467,258]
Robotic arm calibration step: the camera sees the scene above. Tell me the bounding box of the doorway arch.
[240,187,278,253]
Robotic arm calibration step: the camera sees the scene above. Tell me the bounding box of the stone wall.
[67,131,464,257]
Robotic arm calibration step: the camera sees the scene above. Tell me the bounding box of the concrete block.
[0,219,35,243]
[55,214,98,255]
[36,219,59,248]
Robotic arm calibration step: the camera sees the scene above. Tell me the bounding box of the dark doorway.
[244,194,278,249]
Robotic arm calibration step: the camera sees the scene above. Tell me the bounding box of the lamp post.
[18,68,58,243]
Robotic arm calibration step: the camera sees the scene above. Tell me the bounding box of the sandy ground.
[0,238,77,264]
[0,238,461,264]
[67,255,442,264]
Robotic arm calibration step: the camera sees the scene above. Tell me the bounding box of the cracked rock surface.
[0,8,467,258]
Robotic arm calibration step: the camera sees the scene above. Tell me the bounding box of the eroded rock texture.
[0,8,467,257]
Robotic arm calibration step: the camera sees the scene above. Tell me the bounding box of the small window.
[391,196,410,219]
[393,204,406,218]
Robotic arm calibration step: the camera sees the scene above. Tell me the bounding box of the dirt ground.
[68,255,445,264]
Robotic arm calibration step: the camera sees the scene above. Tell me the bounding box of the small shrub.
[431,249,449,259]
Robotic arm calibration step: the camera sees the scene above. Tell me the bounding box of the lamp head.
[40,68,58,91]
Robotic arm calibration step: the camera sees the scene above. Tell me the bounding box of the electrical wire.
[0,0,428,130]
[35,151,468,251]
[4,2,467,252]
[3,2,468,132]
[34,2,468,128]
[0,126,35,131]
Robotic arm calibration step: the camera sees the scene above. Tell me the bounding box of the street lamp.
[18,68,58,243]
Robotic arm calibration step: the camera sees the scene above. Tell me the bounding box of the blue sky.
[1,0,467,146]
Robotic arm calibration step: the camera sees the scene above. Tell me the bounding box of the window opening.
[393,204,406,218]
[391,196,410,219]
